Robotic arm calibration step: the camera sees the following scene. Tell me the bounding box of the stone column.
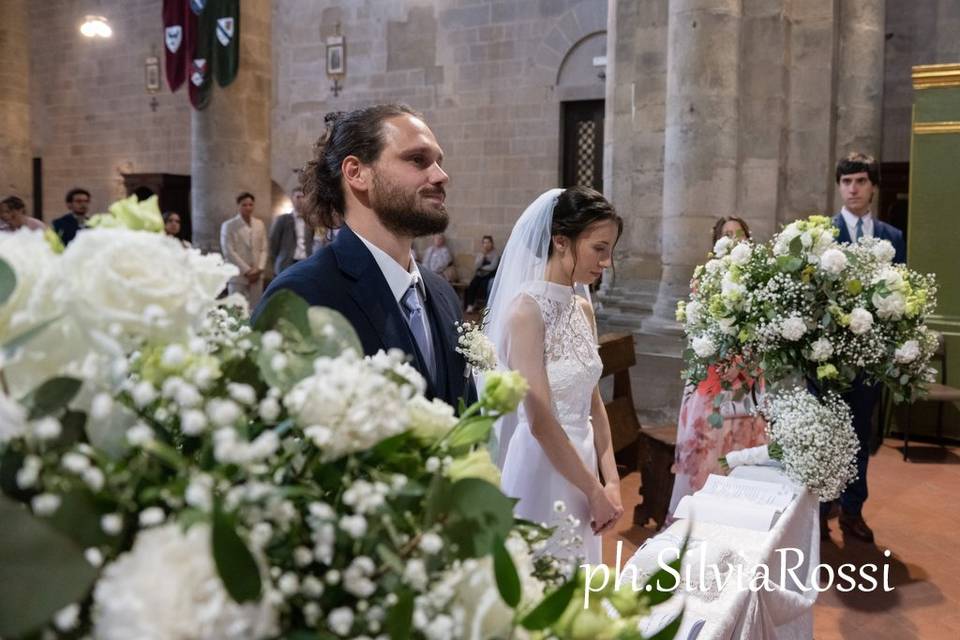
[0,0,31,204]
[652,0,742,321]
[832,0,885,209]
[191,0,272,252]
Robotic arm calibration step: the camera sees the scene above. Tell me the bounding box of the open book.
[673,474,796,531]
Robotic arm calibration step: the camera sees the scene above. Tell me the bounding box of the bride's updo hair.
[548,186,623,257]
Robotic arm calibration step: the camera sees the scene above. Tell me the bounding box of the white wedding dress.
[500,280,604,565]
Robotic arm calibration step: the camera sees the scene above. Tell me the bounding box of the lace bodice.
[520,281,603,426]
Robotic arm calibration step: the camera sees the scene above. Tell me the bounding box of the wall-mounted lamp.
[80,15,113,38]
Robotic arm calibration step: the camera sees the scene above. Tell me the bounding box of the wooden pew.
[598,332,642,473]
[598,331,677,529]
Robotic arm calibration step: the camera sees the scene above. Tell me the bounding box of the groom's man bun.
[300,104,422,229]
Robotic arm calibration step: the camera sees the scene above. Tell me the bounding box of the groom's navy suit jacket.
[831,213,906,264]
[826,213,905,516]
[253,224,473,409]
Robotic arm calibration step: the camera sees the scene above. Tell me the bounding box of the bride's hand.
[588,483,624,535]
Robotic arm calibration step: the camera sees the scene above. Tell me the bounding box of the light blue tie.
[855,218,864,241]
[401,284,436,382]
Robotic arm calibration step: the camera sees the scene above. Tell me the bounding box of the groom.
[253,104,472,408]
[823,152,906,544]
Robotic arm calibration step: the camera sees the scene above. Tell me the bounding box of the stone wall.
[27,0,191,221]
[272,0,607,256]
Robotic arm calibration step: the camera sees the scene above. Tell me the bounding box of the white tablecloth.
[626,464,819,640]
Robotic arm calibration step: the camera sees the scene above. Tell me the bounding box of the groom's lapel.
[332,225,437,395]
[333,226,416,355]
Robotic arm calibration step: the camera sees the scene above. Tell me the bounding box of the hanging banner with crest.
[187,0,213,109]
[212,0,240,86]
[162,0,189,92]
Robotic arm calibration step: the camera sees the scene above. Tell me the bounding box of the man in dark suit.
[823,152,907,544]
[254,105,472,408]
[268,187,317,276]
[52,188,91,245]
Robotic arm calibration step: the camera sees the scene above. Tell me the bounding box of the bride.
[485,186,624,565]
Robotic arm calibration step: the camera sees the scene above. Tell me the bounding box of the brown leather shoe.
[839,513,875,543]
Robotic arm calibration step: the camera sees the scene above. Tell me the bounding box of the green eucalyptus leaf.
[21,376,83,420]
[212,503,262,603]
[445,415,495,449]
[1,315,60,362]
[0,258,16,306]
[0,495,98,638]
[252,289,311,337]
[643,532,688,606]
[492,534,522,608]
[307,306,362,356]
[386,588,414,640]
[520,577,578,630]
[46,489,111,548]
[445,478,515,558]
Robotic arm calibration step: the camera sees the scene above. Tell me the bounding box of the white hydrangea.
[712,236,733,258]
[284,350,417,461]
[779,316,807,341]
[809,338,834,362]
[692,335,718,359]
[92,523,277,640]
[894,340,920,364]
[872,291,906,320]
[685,300,703,325]
[869,239,896,263]
[848,308,874,335]
[729,242,752,265]
[819,248,848,275]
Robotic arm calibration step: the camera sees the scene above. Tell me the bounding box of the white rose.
[717,316,738,336]
[819,248,848,275]
[873,267,904,291]
[773,225,801,256]
[449,536,543,640]
[692,335,718,358]
[92,523,277,640]
[57,230,236,347]
[809,338,834,362]
[0,229,57,338]
[869,240,896,263]
[872,291,906,320]
[812,230,835,256]
[712,236,733,257]
[848,308,874,335]
[407,396,457,442]
[780,316,807,341]
[894,340,920,364]
[729,242,751,265]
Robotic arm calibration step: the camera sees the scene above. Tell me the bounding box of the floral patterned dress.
[668,366,768,514]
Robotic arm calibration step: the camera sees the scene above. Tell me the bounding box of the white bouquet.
[724,387,859,502]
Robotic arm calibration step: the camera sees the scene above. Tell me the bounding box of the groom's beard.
[370,173,449,238]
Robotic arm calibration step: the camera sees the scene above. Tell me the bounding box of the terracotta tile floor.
[603,438,960,640]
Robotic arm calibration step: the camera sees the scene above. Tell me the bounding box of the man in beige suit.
[220,192,268,308]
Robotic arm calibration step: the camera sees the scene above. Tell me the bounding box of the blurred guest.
[220,192,268,308]
[269,188,316,276]
[0,196,46,231]
[52,188,91,245]
[464,235,499,312]
[669,216,766,513]
[162,211,192,247]
[422,233,456,282]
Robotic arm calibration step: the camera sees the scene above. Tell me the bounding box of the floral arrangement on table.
[0,196,681,640]
[677,215,938,496]
[722,387,860,501]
